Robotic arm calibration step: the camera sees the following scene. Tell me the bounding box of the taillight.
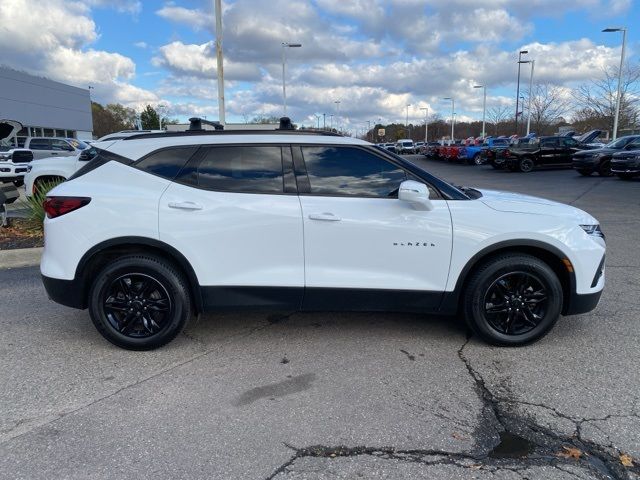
[44,197,91,219]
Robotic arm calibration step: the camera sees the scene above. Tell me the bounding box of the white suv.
[41,119,606,350]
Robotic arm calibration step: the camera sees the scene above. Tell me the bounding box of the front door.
[159,145,304,310]
[295,145,453,312]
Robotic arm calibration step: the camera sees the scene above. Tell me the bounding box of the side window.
[540,138,556,148]
[301,146,406,197]
[51,139,74,151]
[562,138,578,147]
[188,146,284,193]
[29,138,51,150]
[135,147,198,180]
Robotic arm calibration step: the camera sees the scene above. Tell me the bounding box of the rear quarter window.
[134,147,198,180]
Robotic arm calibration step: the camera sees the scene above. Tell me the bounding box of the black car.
[572,135,640,177]
[611,148,640,180]
[505,130,602,173]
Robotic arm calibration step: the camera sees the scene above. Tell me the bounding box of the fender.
[75,236,204,312]
[439,239,576,314]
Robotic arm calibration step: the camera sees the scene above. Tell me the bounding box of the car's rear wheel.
[576,169,592,176]
[88,255,192,350]
[519,158,534,173]
[473,153,482,165]
[598,160,612,177]
[463,254,562,346]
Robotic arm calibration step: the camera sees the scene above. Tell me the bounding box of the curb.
[0,247,43,270]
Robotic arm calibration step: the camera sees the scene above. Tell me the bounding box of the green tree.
[140,105,160,130]
[91,102,136,138]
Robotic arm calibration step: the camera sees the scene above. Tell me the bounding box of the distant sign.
[378,128,385,137]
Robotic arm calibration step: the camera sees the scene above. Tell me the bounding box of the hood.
[0,119,22,140]
[478,189,597,223]
[576,129,602,144]
[573,146,617,156]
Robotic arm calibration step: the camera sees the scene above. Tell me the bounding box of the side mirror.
[398,180,433,211]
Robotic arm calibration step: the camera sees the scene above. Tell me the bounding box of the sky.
[0,0,637,133]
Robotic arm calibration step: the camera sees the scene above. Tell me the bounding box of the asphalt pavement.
[0,158,638,480]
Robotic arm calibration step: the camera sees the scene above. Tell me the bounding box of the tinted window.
[562,138,578,147]
[51,139,73,151]
[135,147,197,180]
[191,146,284,193]
[540,138,557,148]
[29,138,51,150]
[301,146,406,197]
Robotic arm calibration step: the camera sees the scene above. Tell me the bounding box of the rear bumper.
[42,275,87,310]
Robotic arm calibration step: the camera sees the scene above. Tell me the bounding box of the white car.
[41,119,606,350]
[0,119,33,186]
[24,130,164,196]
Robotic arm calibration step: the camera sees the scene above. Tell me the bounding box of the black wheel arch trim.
[73,236,203,312]
[439,239,577,315]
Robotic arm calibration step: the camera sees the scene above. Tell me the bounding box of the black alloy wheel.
[483,272,548,335]
[463,253,562,346]
[519,158,534,173]
[88,255,192,350]
[103,273,172,338]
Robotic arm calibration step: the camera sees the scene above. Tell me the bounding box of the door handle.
[50,152,58,155]
[309,212,341,222]
[168,201,203,211]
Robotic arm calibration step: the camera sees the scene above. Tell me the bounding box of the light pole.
[473,85,487,139]
[518,60,535,136]
[515,50,528,136]
[367,120,371,141]
[603,27,627,140]
[329,114,334,130]
[315,115,321,129]
[334,100,341,131]
[420,107,429,143]
[214,0,225,125]
[323,113,326,130]
[281,42,302,116]
[157,104,167,130]
[443,97,455,141]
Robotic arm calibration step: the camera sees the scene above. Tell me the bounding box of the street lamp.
[443,97,455,141]
[515,50,528,135]
[281,42,302,116]
[405,104,411,127]
[420,107,429,143]
[157,103,167,130]
[518,60,535,136]
[334,100,341,131]
[473,85,487,138]
[603,27,627,140]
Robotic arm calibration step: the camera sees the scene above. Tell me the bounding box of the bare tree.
[524,83,572,135]
[487,106,511,135]
[574,63,640,134]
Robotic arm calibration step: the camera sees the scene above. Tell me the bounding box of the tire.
[597,160,612,177]
[617,173,635,180]
[490,159,503,170]
[88,255,192,350]
[473,153,482,165]
[576,169,592,176]
[463,254,563,346]
[519,158,534,173]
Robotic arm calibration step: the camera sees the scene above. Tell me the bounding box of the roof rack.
[123,116,343,140]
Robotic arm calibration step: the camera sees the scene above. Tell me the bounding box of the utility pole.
[473,85,487,138]
[334,100,341,131]
[214,0,225,125]
[603,27,627,140]
[443,97,454,141]
[323,113,326,130]
[315,115,321,129]
[515,50,528,136]
[526,60,535,136]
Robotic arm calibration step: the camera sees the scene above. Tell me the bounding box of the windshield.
[68,139,89,150]
[402,141,412,146]
[608,137,633,149]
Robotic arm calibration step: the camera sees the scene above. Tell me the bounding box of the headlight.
[580,224,605,240]
[0,154,11,161]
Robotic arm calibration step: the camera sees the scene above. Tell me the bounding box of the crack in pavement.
[266,336,639,480]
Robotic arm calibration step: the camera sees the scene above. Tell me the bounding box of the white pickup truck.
[0,120,33,187]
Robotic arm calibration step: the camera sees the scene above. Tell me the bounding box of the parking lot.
[0,158,638,480]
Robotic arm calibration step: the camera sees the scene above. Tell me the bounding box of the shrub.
[22,178,65,230]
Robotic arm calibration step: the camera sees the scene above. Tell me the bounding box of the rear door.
[159,144,304,310]
[559,137,579,164]
[295,145,453,312]
[50,139,76,157]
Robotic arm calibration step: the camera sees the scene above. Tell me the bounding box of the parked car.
[423,141,440,157]
[24,131,164,196]
[415,141,425,153]
[572,135,640,177]
[611,147,640,180]
[41,117,605,350]
[383,143,396,152]
[504,130,602,173]
[13,136,90,160]
[0,119,33,187]
[395,139,416,154]
[479,138,511,168]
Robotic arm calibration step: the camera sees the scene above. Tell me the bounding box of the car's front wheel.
[463,254,562,346]
[597,160,612,177]
[519,158,534,173]
[88,255,192,350]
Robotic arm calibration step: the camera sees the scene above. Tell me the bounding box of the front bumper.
[572,158,598,170]
[564,289,603,316]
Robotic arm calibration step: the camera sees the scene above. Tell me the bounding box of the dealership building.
[0,66,93,141]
